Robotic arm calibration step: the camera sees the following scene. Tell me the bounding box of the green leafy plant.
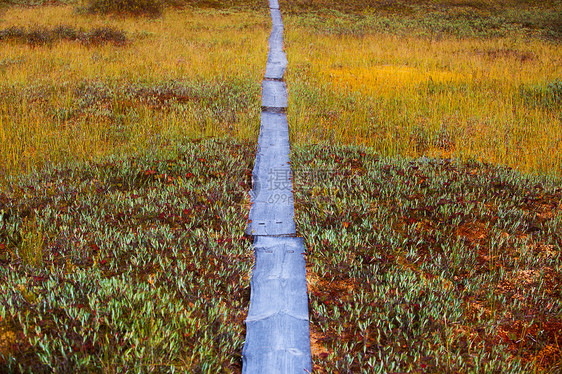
[0,139,255,371]
[292,144,562,372]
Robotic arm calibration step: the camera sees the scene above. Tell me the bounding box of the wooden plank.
[262,80,288,109]
[242,237,312,373]
[242,1,312,372]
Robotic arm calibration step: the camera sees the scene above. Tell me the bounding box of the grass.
[280,0,562,41]
[281,5,561,369]
[0,0,561,372]
[282,0,562,180]
[0,4,264,371]
[1,2,559,181]
[0,4,268,187]
[0,139,255,372]
[0,0,265,10]
[292,144,562,372]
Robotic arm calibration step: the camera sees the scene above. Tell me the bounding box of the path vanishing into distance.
[242,0,313,372]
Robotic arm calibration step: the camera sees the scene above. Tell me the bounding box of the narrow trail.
[242,0,313,372]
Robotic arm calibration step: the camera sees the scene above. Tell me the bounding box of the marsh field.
[0,0,561,372]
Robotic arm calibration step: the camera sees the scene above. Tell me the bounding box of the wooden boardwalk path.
[242,0,313,372]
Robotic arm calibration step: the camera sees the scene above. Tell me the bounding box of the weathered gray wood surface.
[243,238,311,373]
[262,80,289,109]
[242,0,312,373]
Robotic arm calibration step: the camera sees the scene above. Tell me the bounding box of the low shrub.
[0,0,78,5]
[52,25,78,40]
[292,144,562,372]
[0,25,127,46]
[0,139,255,372]
[82,27,128,45]
[83,0,164,17]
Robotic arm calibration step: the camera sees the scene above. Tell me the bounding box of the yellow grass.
[0,6,268,82]
[0,5,268,184]
[1,4,561,183]
[329,65,465,92]
[285,28,562,179]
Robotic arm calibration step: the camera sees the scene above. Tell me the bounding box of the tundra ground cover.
[0,139,255,372]
[282,3,562,370]
[292,145,562,373]
[1,0,562,372]
[0,4,268,186]
[282,0,562,179]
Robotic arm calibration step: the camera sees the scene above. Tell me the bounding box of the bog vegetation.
[0,3,268,187]
[281,0,562,179]
[1,139,256,372]
[292,146,562,372]
[0,0,561,372]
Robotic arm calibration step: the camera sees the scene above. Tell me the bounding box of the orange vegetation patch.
[326,65,465,94]
[456,221,489,244]
[498,267,560,297]
[535,201,562,220]
[306,264,354,366]
[309,325,330,372]
[306,265,355,296]
[495,320,562,371]
[0,318,17,362]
